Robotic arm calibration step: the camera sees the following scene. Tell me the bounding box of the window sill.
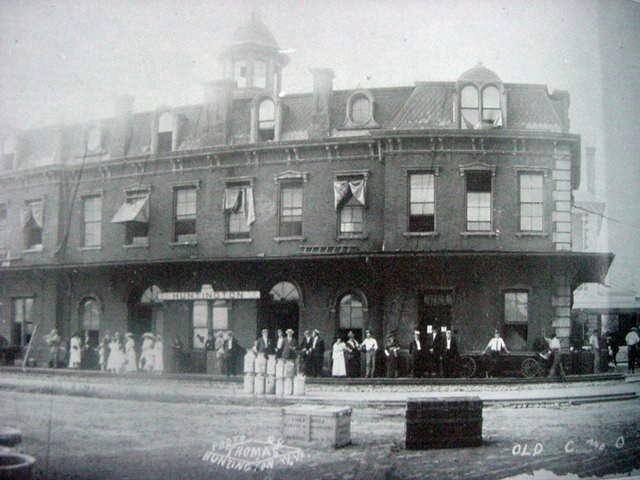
[460,231,498,237]
[337,234,368,241]
[169,240,198,247]
[123,242,149,249]
[274,236,305,243]
[515,232,548,237]
[403,231,439,237]
[79,246,101,251]
[22,246,43,254]
[224,238,252,244]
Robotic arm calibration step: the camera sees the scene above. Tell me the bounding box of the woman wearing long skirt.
[68,332,82,369]
[153,334,164,374]
[124,333,138,372]
[98,334,110,371]
[331,337,347,377]
[140,333,155,372]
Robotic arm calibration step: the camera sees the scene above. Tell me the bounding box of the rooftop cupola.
[219,12,289,97]
[456,63,505,129]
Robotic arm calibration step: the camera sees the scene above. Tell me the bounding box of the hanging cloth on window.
[21,202,44,228]
[333,181,350,209]
[348,179,366,207]
[223,188,243,213]
[245,186,255,226]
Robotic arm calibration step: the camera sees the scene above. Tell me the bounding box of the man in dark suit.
[256,328,273,356]
[281,329,297,361]
[409,329,425,377]
[298,330,312,375]
[424,325,440,377]
[345,330,361,377]
[222,331,241,376]
[309,329,325,377]
[441,329,459,377]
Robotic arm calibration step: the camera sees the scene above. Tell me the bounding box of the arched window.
[350,95,371,125]
[460,85,479,129]
[482,86,501,125]
[157,112,173,153]
[258,99,275,141]
[337,293,365,340]
[270,281,300,303]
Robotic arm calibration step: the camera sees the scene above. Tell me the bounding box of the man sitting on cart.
[482,329,510,377]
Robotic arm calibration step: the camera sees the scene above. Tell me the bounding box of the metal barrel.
[405,397,483,450]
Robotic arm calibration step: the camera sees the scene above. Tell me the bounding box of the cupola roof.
[458,63,502,84]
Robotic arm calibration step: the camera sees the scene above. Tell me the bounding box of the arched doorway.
[336,291,366,342]
[259,281,301,339]
[127,285,161,338]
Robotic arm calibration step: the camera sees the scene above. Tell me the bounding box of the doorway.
[259,282,301,341]
[418,290,453,334]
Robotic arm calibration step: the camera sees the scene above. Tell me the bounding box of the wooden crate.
[405,396,483,450]
[282,405,352,448]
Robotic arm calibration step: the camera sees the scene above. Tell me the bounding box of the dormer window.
[1,136,16,171]
[234,60,248,88]
[460,85,480,129]
[343,90,379,129]
[86,126,102,152]
[157,112,173,153]
[258,99,275,141]
[482,86,502,126]
[351,95,371,125]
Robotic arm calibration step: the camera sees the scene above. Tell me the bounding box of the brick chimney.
[203,79,235,145]
[308,68,334,139]
[112,95,134,157]
[585,146,596,195]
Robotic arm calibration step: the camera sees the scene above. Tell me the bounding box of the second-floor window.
[334,176,367,238]
[224,182,255,240]
[278,182,303,237]
[22,199,43,250]
[174,186,197,242]
[519,173,544,232]
[234,61,248,88]
[82,195,102,247]
[466,171,492,231]
[408,172,435,232]
[157,112,173,153]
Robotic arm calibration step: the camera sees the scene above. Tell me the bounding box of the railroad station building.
[0,14,612,372]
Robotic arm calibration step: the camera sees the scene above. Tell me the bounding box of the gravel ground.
[1,390,639,480]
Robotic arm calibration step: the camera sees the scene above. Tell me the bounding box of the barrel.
[284,360,296,378]
[254,373,266,395]
[405,397,482,450]
[243,373,255,394]
[275,377,284,396]
[254,354,267,375]
[293,375,306,396]
[0,452,36,480]
[275,359,285,378]
[265,375,276,394]
[243,352,256,374]
[0,428,22,448]
[283,377,293,396]
[266,355,277,375]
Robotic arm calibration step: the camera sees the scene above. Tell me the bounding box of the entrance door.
[259,282,301,341]
[419,290,453,334]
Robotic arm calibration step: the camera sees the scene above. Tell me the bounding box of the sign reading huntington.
[202,435,304,472]
[158,284,261,301]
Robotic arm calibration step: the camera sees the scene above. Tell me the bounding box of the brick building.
[0,14,612,372]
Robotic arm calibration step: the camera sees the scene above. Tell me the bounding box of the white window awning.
[111,196,149,224]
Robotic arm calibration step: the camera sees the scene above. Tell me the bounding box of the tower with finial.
[218,11,289,98]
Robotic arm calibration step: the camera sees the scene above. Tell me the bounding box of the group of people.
[43,328,164,373]
[198,330,241,376]
[249,328,325,377]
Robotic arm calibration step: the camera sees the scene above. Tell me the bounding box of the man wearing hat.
[257,328,273,356]
[362,330,379,378]
[625,326,639,374]
[309,329,325,377]
[409,329,425,377]
[223,330,240,376]
[345,330,361,377]
[384,333,400,378]
[298,330,313,375]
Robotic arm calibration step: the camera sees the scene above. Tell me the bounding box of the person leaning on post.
[544,330,566,380]
[482,329,510,377]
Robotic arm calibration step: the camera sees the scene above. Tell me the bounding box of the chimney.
[203,79,235,144]
[308,68,334,139]
[114,94,135,118]
[112,95,134,157]
[585,146,596,195]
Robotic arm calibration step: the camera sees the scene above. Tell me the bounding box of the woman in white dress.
[124,333,138,372]
[108,332,125,373]
[140,333,155,372]
[331,336,347,377]
[98,334,110,371]
[68,332,82,369]
[153,334,164,374]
